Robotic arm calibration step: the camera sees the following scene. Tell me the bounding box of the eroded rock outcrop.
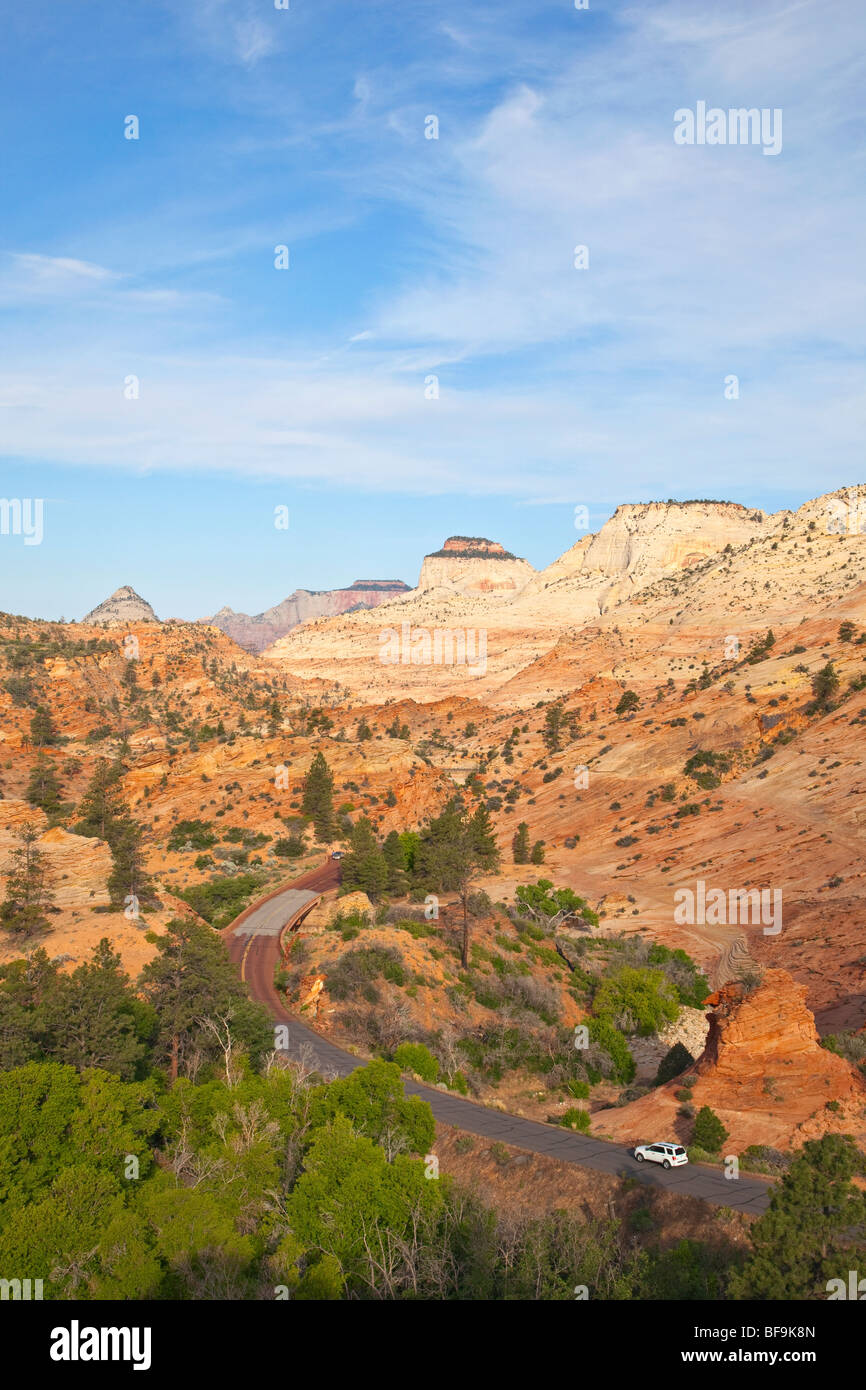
[596,970,866,1152]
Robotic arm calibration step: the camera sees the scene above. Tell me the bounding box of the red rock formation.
[430,537,515,559]
[597,970,866,1153]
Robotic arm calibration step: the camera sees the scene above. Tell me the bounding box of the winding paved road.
[223,864,772,1214]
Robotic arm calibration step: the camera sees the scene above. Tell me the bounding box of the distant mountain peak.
[200,578,410,653]
[82,586,158,625]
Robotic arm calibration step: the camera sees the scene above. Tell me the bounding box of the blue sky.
[1,0,864,619]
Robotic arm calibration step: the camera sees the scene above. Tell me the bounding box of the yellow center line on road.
[240,933,255,982]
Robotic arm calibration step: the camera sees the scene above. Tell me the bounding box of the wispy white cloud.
[8,253,119,288]
[178,0,282,68]
[2,0,863,507]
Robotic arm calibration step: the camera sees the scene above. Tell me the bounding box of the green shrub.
[274,836,305,858]
[593,965,679,1036]
[629,1207,655,1233]
[167,819,216,851]
[393,1042,439,1084]
[177,873,259,927]
[692,1106,728,1153]
[559,1107,591,1132]
[327,945,406,1000]
[655,1041,695,1086]
[587,1016,635,1084]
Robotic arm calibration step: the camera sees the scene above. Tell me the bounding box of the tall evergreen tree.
[812,662,840,706]
[0,825,55,937]
[301,752,335,840]
[107,819,157,912]
[26,755,65,817]
[382,830,408,895]
[0,950,61,1068]
[512,821,530,864]
[413,800,498,968]
[29,705,59,748]
[139,918,272,1081]
[468,802,499,872]
[76,758,125,842]
[42,939,150,1079]
[542,703,565,753]
[341,818,389,897]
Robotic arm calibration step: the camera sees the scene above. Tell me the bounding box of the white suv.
[633,1142,688,1169]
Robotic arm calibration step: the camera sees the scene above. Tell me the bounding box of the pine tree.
[76,758,125,843]
[812,662,839,705]
[301,752,335,840]
[412,802,466,892]
[107,819,156,913]
[512,822,530,864]
[139,918,272,1080]
[121,661,139,697]
[530,840,546,865]
[0,824,55,936]
[692,1105,727,1152]
[413,800,497,968]
[542,703,565,753]
[382,830,408,895]
[26,755,65,817]
[42,938,148,1079]
[729,1135,866,1300]
[341,818,388,897]
[29,705,59,748]
[615,689,640,715]
[468,802,499,872]
[0,949,61,1068]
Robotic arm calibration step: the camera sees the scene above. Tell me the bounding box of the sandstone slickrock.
[261,503,773,700]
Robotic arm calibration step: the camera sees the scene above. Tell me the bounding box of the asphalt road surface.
[224,864,772,1214]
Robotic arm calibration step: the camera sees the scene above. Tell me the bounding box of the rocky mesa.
[415,536,536,596]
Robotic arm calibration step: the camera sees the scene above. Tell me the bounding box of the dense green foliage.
[393,1042,440,1083]
[0,1043,743,1302]
[177,873,261,928]
[729,1135,866,1299]
[513,879,598,927]
[167,819,218,852]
